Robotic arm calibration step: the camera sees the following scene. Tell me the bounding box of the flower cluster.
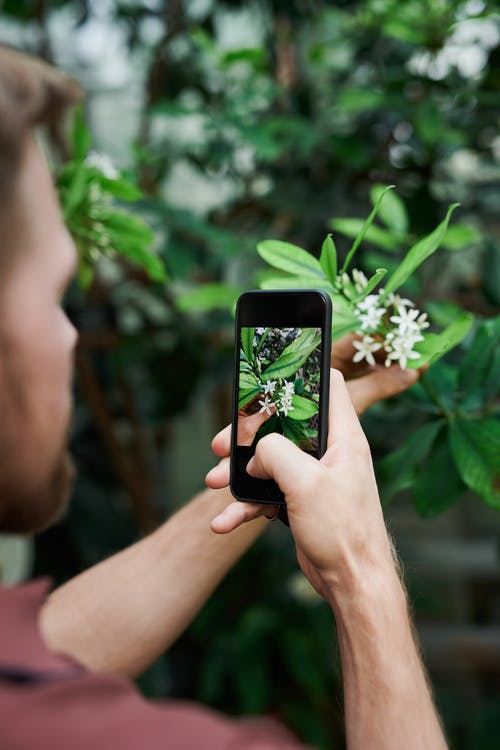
[85,150,119,180]
[338,272,430,370]
[335,269,369,300]
[258,378,295,417]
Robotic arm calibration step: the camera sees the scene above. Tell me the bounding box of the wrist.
[324,550,407,622]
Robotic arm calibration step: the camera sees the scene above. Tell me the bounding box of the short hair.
[0,44,82,247]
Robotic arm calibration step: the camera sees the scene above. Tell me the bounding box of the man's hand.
[206,334,422,533]
[244,369,394,600]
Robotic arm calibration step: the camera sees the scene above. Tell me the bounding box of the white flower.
[352,335,383,366]
[356,294,386,332]
[386,292,415,308]
[389,305,421,334]
[417,312,430,330]
[279,400,294,417]
[263,380,277,394]
[384,331,424,369]
[357,305,386,332]
[276,381,295,417]
[356,294,380,312]
[85,151,119,179]
[258,396,275,415]
[352,269,368,293]
[255,327,266,335]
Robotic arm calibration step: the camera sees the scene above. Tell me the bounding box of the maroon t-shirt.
[0,580,307,750]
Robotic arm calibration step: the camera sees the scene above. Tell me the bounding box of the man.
[0,45,448,749]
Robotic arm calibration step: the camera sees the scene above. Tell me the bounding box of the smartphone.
[230,289,332,505]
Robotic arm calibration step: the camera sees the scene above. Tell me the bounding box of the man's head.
[0,45,82,533]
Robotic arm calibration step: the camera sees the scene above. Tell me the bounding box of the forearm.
[329,564,447,750]
[39,487,266,678]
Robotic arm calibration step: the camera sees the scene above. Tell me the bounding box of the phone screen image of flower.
[237,327,322,452]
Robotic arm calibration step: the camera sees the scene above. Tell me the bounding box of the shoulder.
[0,670,305,750]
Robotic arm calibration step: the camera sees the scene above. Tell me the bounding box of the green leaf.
[413,431,465,517]
[409,313,473,368]
[379,420,444,502]
[262,329,321,380]
[449,418,500,508]
[102,210,155,242]
[177,283,242,312]
[382,203,459,297]
[417,364,458,412]
[457,318,500,400]
[330,218,399,252]
[289,394,319,420]
[279,327,321,356]
[71,106,91,162]
[77,259,94,290]
[239,370,260,390]
[341,185,396,273]
[331,295,359,340]
[138,250,168,282]
[241,327,255,364]
[319,234,337,284]
[424,300,466,328]
[442,224,481,251]
[257,240,325,279]
[370,184,408,235]
[220,47,265,68]
[281,416,312,448]
[111,237,167,282]
[259,275,334,291]
[61,166,88,220]
[97,175,142,202]
[337,87,386,112]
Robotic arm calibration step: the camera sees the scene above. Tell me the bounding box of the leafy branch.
[56,108,168,289]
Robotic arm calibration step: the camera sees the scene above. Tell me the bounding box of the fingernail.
[401,368,418,384]
[246,457,255,476]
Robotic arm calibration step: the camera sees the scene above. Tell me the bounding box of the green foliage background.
[1,1,499,748]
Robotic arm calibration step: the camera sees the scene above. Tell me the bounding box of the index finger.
[211,425,231,458]
[326,368,365,449]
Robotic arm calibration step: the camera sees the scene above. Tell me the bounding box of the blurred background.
[0,1,499,747]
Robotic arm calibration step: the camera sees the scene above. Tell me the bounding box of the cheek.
[4,301,76,423]
[38,309,76,387]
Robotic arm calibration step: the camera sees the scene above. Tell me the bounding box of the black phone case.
[230,289,332,505]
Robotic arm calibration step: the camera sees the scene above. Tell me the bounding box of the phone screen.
[237,326,322,453]
[231,291,331,504]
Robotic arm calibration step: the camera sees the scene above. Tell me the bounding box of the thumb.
[246,432,319,497]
